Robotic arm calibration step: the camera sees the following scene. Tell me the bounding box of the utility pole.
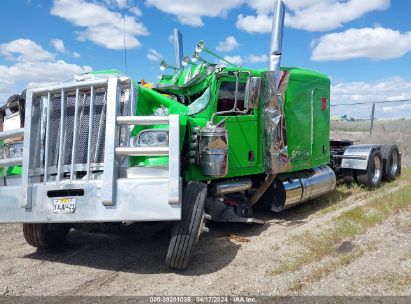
[370,103,376,135]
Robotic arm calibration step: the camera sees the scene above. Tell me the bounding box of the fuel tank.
[260,165,336,212]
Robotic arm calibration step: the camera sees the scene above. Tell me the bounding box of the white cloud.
[0,39,92,103]
[0,39,55,62]
[218,53,269,66]
[0,61,92,86]
[147,48,163,61]
[145,0,243,27]
[216,36,239,52]
[285,0,390,32]
[331,77,411,119]
[236,14,272,34]
[51,38,67,53]
[0,60,92,103]
[221,55,244,66]
[246,54,268,63]
[103,0,129,9]
[312,27,411,61]
[51,0,149,50]
[129,7,142,16]
[238,0,391,33]
[51,38,82,58]
[332,77,411,104]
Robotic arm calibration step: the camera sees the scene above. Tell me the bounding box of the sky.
[0,0,411,119]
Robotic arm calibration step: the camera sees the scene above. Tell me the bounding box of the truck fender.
[340,144,383,171]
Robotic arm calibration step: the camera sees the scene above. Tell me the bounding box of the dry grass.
[270,169,411,278]
[288,249,366,292]
[331,119,411,133]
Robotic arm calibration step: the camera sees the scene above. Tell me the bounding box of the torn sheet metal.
[261,70,291,174]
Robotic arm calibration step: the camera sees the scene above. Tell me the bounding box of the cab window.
[217,81,247,113]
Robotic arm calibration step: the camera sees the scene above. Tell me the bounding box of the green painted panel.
[284,68,331,172]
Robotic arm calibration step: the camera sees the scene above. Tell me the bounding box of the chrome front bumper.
[0,173,181,223]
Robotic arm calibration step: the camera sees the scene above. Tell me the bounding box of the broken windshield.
[188,87,211,116]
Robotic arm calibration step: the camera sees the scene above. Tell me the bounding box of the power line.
[331,98,411,107]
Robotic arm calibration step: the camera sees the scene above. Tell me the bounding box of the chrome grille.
[27,79,131,181]
[45,90,107,170]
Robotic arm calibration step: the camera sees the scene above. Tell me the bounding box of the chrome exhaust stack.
[269,0,285,73]
[260,0,290,175]
[173,29,183,69]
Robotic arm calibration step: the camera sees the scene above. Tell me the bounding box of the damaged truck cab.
[0,0,401,270]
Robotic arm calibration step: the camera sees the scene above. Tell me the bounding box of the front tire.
[23,224,70,249]
[356,150,383,189]
[166,182,207,270]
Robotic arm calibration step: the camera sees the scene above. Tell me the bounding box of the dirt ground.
[0,177,410,296]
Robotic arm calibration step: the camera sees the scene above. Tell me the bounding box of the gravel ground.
[0,181,410,296]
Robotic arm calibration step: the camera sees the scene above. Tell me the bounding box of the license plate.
[53,198,76,214]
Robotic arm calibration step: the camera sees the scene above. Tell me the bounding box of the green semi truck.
[0,0,401,270]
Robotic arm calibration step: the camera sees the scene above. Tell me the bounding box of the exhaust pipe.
[210,179,253,196]
[173,29,183,69]
[260,0,291,175]
[261,166,337,212]
[269,0,285,72]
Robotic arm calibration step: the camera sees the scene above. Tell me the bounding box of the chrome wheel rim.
[371,155,382,184]
[390,151,399,176]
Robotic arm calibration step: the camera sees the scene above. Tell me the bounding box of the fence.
[331,99,411,134]
[330,99,411,166]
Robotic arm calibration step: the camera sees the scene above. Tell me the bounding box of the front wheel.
[356,150,383,189]
[23,224,70,249]
[166,182,207,270]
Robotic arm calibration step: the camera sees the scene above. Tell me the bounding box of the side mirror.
[244,77,261,110]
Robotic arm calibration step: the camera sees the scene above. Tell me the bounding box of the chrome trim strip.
[56,89,66,182]
[44,92,51,183]
[0,157,23,167]
[102,77,120,206]
[115,146,169,157]
[86,86,95,180]
[117,116,170,125]
[93,91,106,163]
[70,88,80,180]
[168,114,180,204]
[0,128,24,140]
[21,90,34,208]
[31,79,108,94]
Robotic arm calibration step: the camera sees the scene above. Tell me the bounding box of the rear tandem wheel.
[356,150,383,189]
[381,144,401,182]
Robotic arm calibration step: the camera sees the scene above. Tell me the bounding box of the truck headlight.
[135,130,169,147]
[4,141,24,159]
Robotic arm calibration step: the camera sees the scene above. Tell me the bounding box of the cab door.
[213,79,261,177]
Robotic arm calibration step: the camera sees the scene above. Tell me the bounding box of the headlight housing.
[135,130,169,147]
[4,141,24,159]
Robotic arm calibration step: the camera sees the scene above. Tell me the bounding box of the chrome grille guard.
[0,76,181,223]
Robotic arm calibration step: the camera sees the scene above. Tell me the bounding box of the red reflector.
[321,98,327,110]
